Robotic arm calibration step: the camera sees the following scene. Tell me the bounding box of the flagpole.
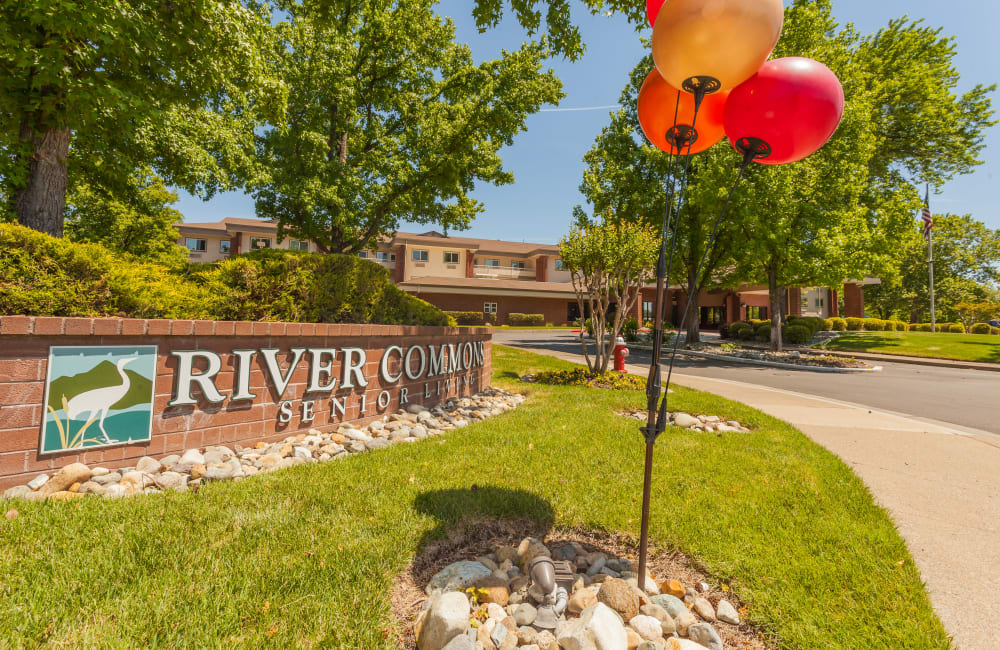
[926,184,936,333]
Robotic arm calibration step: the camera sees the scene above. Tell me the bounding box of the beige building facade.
[175,218,874,326]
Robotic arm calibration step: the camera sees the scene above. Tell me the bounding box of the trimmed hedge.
[947,323,966,333]
[0,222,208,318]
[192,249,452,326]
[446,311,493,326]
[846,317,864,331]
[0,224,453,326]
[783,324,812,344]
[756,323,771,342]
[970,323,991,335]
[830,317,847,331]
[509,313,544,326]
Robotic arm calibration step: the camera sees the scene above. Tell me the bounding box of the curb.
[626,343,883,373]
[806,347,1000,373]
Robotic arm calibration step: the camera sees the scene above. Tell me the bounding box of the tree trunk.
[685,267,701,344]
[15,123,71,237]
[767,265,784,352]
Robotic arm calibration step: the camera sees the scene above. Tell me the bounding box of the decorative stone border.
[2,389,523,501]
[617,410,751,434]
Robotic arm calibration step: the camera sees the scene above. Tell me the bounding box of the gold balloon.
[651,0,784,91]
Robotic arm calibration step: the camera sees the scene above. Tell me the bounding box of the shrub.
[622,316,640,342]
[533,368,645,391]
[446,311,489,326]
[756,323,771,342]
[192,249,451,326]
[845,317,864,331]
[509,313,544,326]
[737,325,757,341]
[829,317,847,331]
[970,323,991,335]
[862,318,885,331]
[0,222,208,318]
[891,320,907,331]
[749,318,766,327]
[821,318,834,331]
[991,327,1000,336]
[907,323,921,332]
[783,324,812,344]
[728,322,750,339]
[947,323,966,333]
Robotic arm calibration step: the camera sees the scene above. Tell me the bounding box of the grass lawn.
[0,346,947,648]
[816,330,1000,363]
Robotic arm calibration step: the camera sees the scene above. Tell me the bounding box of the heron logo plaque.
[40,346,158,454]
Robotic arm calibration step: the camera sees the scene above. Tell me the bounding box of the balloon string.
[656,151,755,426]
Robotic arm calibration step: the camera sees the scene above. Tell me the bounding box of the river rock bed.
[395,526,765,650]
[690,345,872,369]
[2,389,523,502]
[616,411,750,434]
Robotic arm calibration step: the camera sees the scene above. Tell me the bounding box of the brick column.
[724,292,739,325]
[828,288,839,317]
[788,288,802,317]
[843,283,865,318]
[394,245,406,283]
[465,250,475,278]
[535,255,548,282]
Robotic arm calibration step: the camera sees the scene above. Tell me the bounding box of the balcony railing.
[473,265,533,279]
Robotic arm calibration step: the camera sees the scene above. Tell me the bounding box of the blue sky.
[173,0,999,242]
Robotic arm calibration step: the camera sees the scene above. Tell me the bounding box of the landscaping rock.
[441,635,475,650]
[673,610,698,636]
[692,597,715,621]
[557,602,627,650]
[474,575,510,606]
[715,600,739,625]
[687,623,722,650]
[179,449,205,466]
[91,472,121,485]
[628,615,663,642]
[672,413,699,428]
[426,561,493,596]
[417,592,470,650]
[513,603,537,626]
[4,485,31,499]
[136,456,161,474]
[649,595,686,619]
[639,604,675,635]
[27,474,49,491]
[39,463,91,496]
[598,578,640,621]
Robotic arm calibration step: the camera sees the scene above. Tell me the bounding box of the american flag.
[922,187,933,241]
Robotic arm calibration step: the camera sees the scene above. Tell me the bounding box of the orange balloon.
[638,68,729,155]
[651,0,784,91]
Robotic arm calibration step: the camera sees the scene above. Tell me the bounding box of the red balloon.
[638,69,729,155]
[723,57,844,165]
[646,0,666,27]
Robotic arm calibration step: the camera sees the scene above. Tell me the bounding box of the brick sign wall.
[0,316,492,490]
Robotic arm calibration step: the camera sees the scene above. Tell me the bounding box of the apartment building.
[176,218,874,325]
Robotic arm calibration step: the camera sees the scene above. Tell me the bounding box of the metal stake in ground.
[637,132,769,592]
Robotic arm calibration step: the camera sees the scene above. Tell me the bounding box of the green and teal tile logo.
[41,346,158,454]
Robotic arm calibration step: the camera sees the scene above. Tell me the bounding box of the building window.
[700,306,725,327]
[642,301,655,323]
[511,261,525,270]
[357,250,370,258]
[250,237,271,250]
[746,305,768,321]
[376,251,395,263]
[412,249,429,262]
[185,238,207,252]
[219,240,231,254]
[484,302,498,315]
[555,259,567,271]
[290,240,309,251]
[444,251,460,264]
[485,259,500,268]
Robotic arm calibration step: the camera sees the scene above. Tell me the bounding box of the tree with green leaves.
[559,218,658,373]
[0,0,284,237]
[253,1,563,254]
[868,213,1000,322]
[65,170,187,267]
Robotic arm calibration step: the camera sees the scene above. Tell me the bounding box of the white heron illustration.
[65,357,136,444]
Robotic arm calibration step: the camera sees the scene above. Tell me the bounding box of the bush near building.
[783,324,813,344]
[445,311,493,326]
[0,224,451,326]
[508,313,545,326]
[846,317,865,331]
[970,323,991,334]
[830,317,847,331]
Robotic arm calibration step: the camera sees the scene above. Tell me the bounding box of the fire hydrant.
[613,335,630,372]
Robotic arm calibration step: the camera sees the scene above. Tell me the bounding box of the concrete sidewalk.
[514,344,1000,648]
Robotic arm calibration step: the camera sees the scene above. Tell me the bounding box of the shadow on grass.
[413,486,555,554]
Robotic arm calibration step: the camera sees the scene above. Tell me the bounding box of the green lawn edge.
[0,345,949,648]
[816,330,1000,363]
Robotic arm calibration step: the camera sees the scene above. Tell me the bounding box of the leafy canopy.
[254,0,563,254]
[65,170,188,267]
[0,0,286,222]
